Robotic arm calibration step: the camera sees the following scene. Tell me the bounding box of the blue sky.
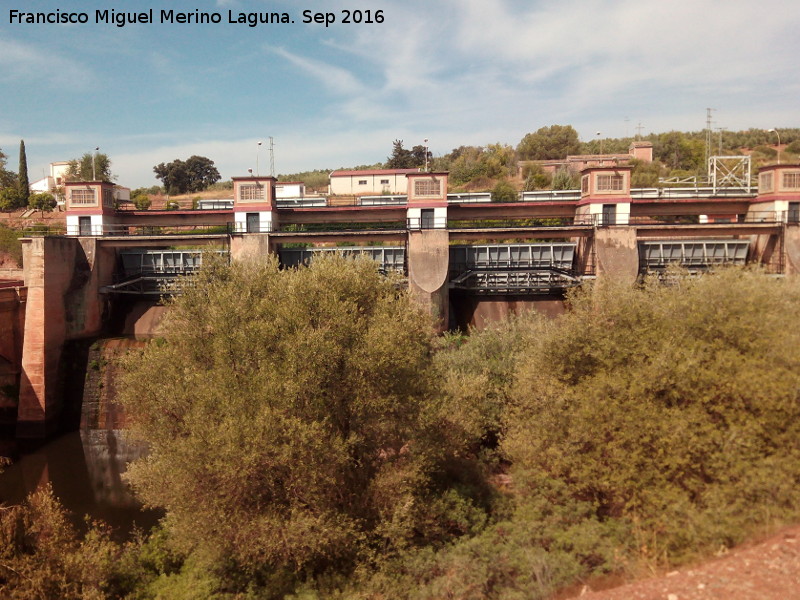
[1,0,798,188]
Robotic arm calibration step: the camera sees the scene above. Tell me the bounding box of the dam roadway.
[4,162,800,437]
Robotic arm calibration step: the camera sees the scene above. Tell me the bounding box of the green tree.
[522,163,552,190]
[17,140,29,205]
[517,125,581,160]
[0,187,25,211]
[184,155,221,191]
[411,144,432,169]
[446,144,516,188]
[28,191,57,216]
[653,132,704,171]
[629,158,664,187]
[118,256,484,595]
[0,147,15,188]
[385,139,415,169]
[551,167,578,190]
[786,140,800,154]
[153,155,221,194]
[65,152,113,182]
[491,179,518,202]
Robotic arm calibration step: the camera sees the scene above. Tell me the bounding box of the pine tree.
[18,140,29,204]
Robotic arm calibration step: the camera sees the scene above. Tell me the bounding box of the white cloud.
[270,46,367,96]
[0,38,96,87]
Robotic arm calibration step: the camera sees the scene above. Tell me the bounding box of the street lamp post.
[768,128,781,164]
[256,141,262,176]
[423,138,429,172]
[92,147,99,180]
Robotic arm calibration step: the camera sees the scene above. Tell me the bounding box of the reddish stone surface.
[566,525,800,600]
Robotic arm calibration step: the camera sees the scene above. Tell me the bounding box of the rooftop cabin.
[750,163,800,223]
[64,180,118,236]
[577,166,632,225]
[232,175,276,233]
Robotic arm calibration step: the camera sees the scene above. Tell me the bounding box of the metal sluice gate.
[639,240,750,273]
[102,250,229,295]
[278,246,406,273]
[448,243,579,293]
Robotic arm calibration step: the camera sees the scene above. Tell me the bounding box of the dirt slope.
[567,525,800,600]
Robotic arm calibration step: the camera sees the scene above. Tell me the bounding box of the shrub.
[506,270,800,569]
[118,256,488,595]
[490,180,518,203]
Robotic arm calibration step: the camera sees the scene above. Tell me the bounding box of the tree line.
[369,127,800,198]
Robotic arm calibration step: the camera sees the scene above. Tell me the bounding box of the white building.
[328,168,420,195]
[29,162,71,195]
[275,181,305,199]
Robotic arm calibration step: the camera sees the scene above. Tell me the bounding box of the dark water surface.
[0,336,162,539]
[0,429,161,538]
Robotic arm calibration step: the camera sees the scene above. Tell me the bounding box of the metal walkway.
[639,240,749,273]
[449,243,579,293]
[102,250,229,295]
[278,246,406,273]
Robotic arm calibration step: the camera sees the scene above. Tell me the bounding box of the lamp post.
[768,128,781,164]
[256,141,262,176]
[92,147,99,180]
[596,131,603,156]
[423,138,429,171]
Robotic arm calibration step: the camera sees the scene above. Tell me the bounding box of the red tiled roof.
[329,168,420,177]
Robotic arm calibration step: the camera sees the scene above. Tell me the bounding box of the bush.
[118,256,487,595]
[522,164,552,190]
[0,225,23,265]
[490,180,518,203]
[786,140,800,154]
[132,193,152,210]
[506,270,800,570]
[0,187,25,211]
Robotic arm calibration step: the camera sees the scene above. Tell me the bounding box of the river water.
[0,337,161,538]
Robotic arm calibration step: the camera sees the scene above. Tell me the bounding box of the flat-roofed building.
[329,168,420,195]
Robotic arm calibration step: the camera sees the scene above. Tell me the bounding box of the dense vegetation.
[3,262,800,598]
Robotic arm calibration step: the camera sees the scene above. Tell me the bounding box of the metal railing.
[519,190,582,202]
[276,221,406,233]
[407,216,449,230]
[630,187,757,199]
[446,192,492,203]
[275,197,328,208]
[277,195,408,208]
[448,215,597,229]
[67,223,233,236]
[628,211,781,226]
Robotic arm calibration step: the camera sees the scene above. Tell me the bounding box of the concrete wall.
[17,237,114,437]
[593,226,640,281]
[0,286,26,422]
[407,229,450,330]
[783,225,800,275]
[230,233,274,261]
